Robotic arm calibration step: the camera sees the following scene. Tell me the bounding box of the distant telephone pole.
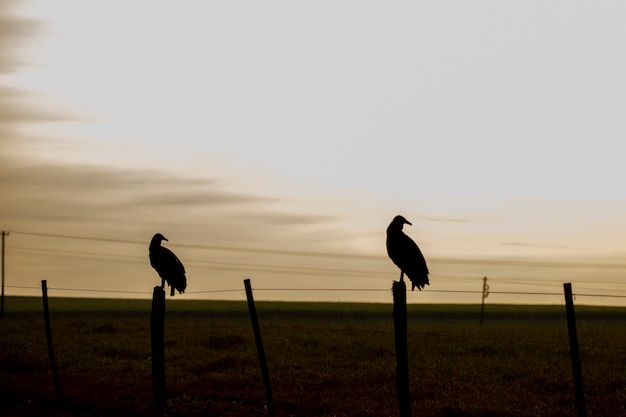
[1,230,8,317]
[480,276,489,327]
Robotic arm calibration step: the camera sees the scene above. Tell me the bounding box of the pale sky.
[2,0,626,305]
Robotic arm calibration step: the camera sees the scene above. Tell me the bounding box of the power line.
[7,246,626,299]
[11,231,375,260]
[434,257,626,270]
[10,246,142,263]
[12,231,145,245]
[9,245,390,277]
[12,230,626,270]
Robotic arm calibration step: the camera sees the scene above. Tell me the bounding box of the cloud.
[0,2,40,73]
[1,159,320,227]
[0,85,65,118]
[232,211,338,226]
[0,4,47,124]
[0,151,354,297]
[2,161,264,204]
[5,157,339,238]
[422,216,472,223]
[0,6,354,301]
[128,187,272,208]
[0,4,71,157]
[500,241,568,249]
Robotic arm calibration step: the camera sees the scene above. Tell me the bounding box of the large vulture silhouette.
[386,215,429,291]
[149,233,187,296]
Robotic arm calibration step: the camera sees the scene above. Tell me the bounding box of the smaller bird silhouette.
[386,215,429,291]
[149,233,187,296]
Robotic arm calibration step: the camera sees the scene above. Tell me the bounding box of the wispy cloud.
[1,157,337,230]
[422,216,472,223]
[0,5,352,296]
[0,4,71,167]
[0,3,39,73]
[500,241,568,249]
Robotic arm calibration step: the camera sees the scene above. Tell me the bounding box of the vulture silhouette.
[149,233,187,296]
[386,215,429,291]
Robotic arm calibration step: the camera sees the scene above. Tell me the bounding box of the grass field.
[1,296,625,416]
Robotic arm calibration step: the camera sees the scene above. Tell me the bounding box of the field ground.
[1,296,625,416]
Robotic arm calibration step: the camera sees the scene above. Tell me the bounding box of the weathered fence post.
[151,286,166,407]
[244,278,275,415]
[41,280,61,399]
[392,280,411,417]
[563,283,586,417]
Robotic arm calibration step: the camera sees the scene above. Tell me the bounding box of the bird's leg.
[399,271,404,283]
[161,277,165,288]
[170,286,175,297]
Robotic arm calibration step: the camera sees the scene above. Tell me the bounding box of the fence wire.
[5,279,626,417]
[7,284,626,300]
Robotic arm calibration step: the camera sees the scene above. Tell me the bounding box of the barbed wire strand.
[7,285,626,355]
[6,284,626,299]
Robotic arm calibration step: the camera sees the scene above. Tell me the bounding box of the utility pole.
[480,276,489,327]
[1,230,8,317]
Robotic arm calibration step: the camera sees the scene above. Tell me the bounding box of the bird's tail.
[411,277,429,291]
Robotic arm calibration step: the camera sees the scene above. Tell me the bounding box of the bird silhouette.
[386,215,429,291]
[149,233,187,296]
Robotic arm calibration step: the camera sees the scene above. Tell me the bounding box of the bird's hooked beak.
[404,219,412,226]
[162,236,169,242]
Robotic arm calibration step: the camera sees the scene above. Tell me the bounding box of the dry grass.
[1,297,625,416]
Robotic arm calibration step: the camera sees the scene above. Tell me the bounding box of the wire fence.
[4,233,626,414]
[6,284,626,299]
[4,278,626,416]
[8,281,625,350]
[6,230,626,303]
[13,282,625,357]
[7,280,626,351]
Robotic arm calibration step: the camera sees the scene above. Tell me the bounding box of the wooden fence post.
[563,283,586,417]
[392,280,411,417]
[41,280,61,399]
[151,286,166,407]
[244,278,275,415]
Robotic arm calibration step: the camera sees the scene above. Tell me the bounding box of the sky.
[1,0,626,306]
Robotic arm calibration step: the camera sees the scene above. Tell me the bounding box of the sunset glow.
[2,1,626,305]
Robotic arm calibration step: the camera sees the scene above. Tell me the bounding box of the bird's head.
[391,215,412,230]
[151,233,169,246]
